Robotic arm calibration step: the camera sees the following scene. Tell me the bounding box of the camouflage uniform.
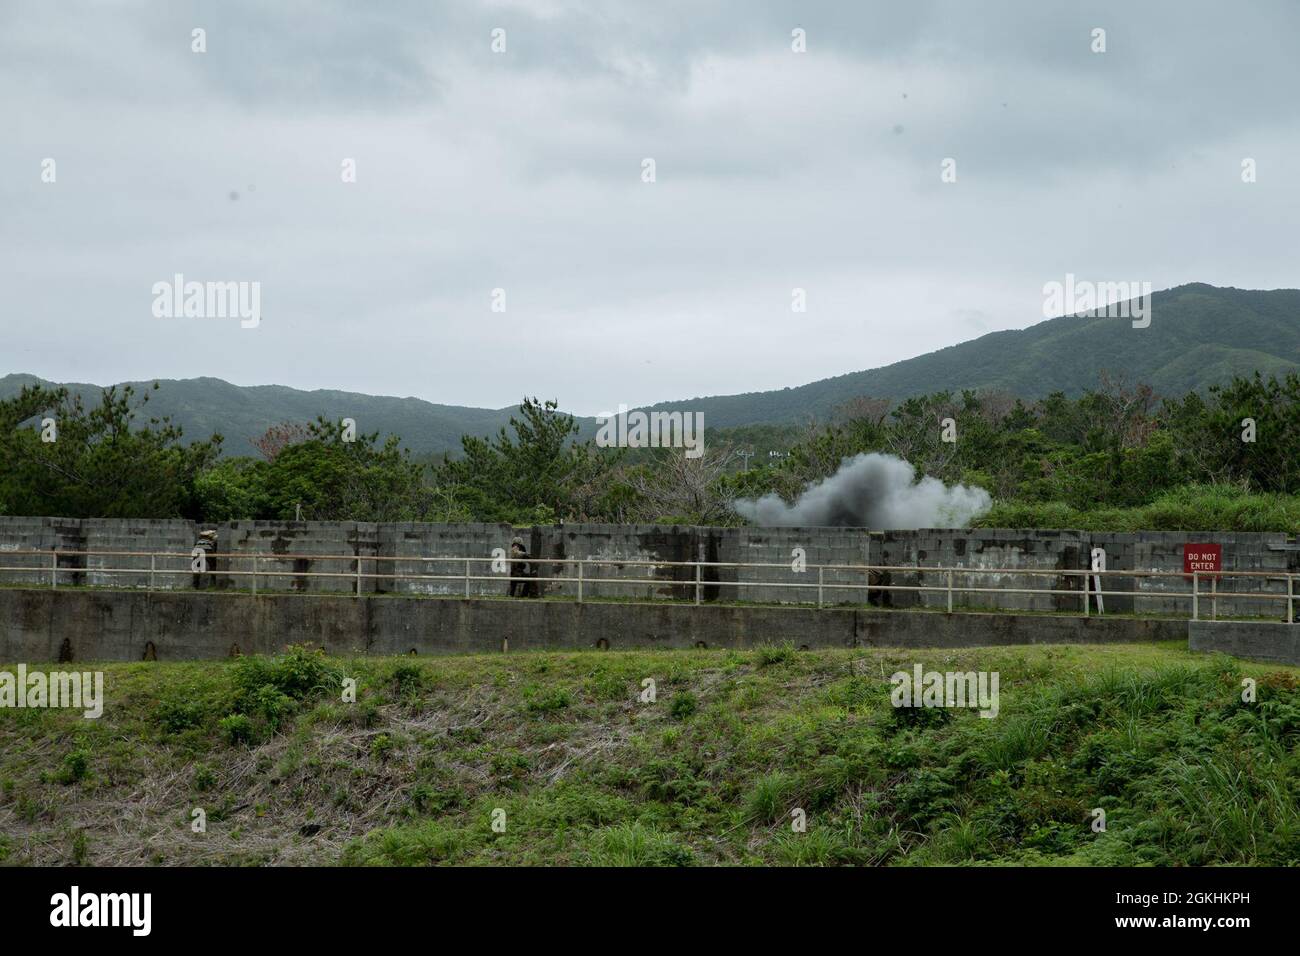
[867,567,890,607]
[508,537,536,597]
[192,529,218,590]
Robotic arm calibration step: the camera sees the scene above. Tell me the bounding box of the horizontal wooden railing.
[0,548,1292,622]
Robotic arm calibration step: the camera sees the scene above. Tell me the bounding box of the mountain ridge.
[5,283,1298,454]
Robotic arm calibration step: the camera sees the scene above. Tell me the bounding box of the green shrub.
[892,767,958,826]
[233,645,341,710]
[348,700,381,728]
[522,783,630,829]
[669,691,698,720]
[70,830,89,866]
[341,820,468,866]
[977,483,1300,533]
[370,733,396,762]
[387,662,429,698]
[770,825,856,866]
[745,771,795,823]
[154,699,204,735]
[218,714,255,746]
[755,643,797,667]
[56,750,90,785]
[889,701,952,730]
[250,684,297,730]
[409,782,464,816]
[585,823,694,867]
[630,757,709,806]
[490,750,531,779]
[192,763,217,792]
[523,686,572,714]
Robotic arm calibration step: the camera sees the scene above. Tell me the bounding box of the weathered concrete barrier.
[0,587,1183,662]
[3,517,1295,617]
[1188,620,1300,666]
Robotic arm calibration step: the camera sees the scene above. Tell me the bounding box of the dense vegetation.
[0,383,221,519]
[732,371,1300,532]
[3,367,1300,530]
[1,644,1295,866]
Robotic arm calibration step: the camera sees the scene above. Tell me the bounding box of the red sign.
[1183,543,1222,578]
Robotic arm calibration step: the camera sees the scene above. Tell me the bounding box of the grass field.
[1,642,1297,866]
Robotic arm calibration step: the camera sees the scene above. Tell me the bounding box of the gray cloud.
[2,0,1298,414]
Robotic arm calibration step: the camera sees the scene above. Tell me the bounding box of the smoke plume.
[733,453,992,529]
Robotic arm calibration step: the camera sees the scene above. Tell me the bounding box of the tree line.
[2,372,1299,529]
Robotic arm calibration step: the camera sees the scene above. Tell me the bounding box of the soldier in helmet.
[192,529,218,590]
[867,566,890,607]
[507,536,534,597]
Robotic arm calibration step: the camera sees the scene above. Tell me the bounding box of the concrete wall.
[524,523,872,604]
[0,516,195,589]
[0,588,1185,663]
[382,522,515,597]
[1188,620,1300,666]
[531,524,712,602]
[214,520,382,594]
[878,528,1082,613]
[1,517,1295,618]
[212,520,518,597]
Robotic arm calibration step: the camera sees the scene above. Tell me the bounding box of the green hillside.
[2,643,1297,866]
[0,374,521,458]
[641,284,1300,426]
[5,283,1298,453]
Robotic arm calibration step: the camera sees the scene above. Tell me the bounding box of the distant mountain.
[5,284,1299,454]
[0,374,521,458]
[636,284,1300,427]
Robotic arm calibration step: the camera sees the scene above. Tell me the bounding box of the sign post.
[1183,544,1222,577]
[1184,544,1222,620]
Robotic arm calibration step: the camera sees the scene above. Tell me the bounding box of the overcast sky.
[3,0,1298,415]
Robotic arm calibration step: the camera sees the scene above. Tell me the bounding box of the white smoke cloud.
[733,452,991,529]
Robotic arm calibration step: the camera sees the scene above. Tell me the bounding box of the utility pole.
[738,448,754,472]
